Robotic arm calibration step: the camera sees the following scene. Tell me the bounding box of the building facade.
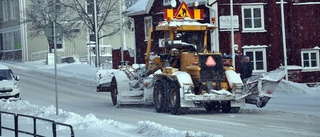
[0,0,135,64]
[126,0,320,83]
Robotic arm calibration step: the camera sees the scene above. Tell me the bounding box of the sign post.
[45,21,63,115]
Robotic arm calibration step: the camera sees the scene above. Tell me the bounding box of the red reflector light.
[266,90,273,94]
[205,56,216,67]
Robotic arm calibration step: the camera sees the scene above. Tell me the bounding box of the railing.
[0,111,75,137]
[30,50,48,61]
[30,47,77,62]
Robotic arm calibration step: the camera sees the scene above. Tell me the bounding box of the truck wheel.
[205,101,220,112]
[110,77,118,106]
[221,101,231,113]
[169,83,185,115]
[153,80,167,113]
[204,102,213,112]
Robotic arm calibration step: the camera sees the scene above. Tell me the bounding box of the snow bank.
[0,100,221,137]
[276,80,320,95]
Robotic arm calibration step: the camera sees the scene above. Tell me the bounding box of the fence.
[0,111,74,137]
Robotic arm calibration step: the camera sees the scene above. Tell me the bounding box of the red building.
[125,0,320,83]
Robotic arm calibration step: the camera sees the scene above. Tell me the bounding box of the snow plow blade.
[243,68,286,108]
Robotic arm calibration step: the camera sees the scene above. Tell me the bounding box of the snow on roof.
[242,45,268,49]
[286,65,303,70]
[0,63,10,69]
[181,0,207,5]
[125,0,154,16]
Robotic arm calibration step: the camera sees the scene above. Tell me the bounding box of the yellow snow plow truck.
[96,18,285,115]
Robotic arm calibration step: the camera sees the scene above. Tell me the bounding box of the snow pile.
[0,100,221,137]
[276,80,320,95]
[137,121,220,137]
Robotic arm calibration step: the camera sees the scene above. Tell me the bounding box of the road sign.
[163,2,204,20]
[45,22,63,38]
[174,1,192,19]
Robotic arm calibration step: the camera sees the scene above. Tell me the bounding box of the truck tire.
[169,82,185,115]
[221,101,231,113]
[153,80,167,113]
[110,77,118,106]
[204,101,220,112]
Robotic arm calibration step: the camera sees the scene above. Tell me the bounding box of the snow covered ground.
[1,60,319,137]
[0,60,221,137]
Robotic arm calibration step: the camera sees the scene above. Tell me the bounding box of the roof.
[125,0,154,16]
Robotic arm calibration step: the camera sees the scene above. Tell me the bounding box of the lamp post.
[280,0,288,80]
[230,0,235,67]
[119,0,124,62]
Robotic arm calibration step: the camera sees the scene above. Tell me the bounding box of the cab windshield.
[164,31,205,51]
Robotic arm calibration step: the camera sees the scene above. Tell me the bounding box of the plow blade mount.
[244,68,286,108]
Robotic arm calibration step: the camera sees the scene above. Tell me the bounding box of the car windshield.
[0,69,14,81]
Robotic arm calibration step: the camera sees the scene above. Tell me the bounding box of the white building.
[0,0,135,64]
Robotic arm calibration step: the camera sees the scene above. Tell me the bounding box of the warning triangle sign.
[205,56,216,67]
[174,1,192,19]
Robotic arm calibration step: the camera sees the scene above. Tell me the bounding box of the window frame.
[3,32,13,50]
[144,16,153,40]
[241,5,265,32]
[243,46,267,74]
[2,0,8,21]
[10,0,16,20]
[163,0,171,6]
[301,49,320,70]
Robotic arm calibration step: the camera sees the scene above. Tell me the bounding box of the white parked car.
[0,63,20,101]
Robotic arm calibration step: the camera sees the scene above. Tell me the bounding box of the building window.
[3,32,13,50]
[13,31,21,49]
[86,0,94,15]
[125,0,138,9]
[301,50,319,70]
[243,46,267,74]
[163,0,171,5]
[10,0,16,20]
[144,16,152,40]
[2,0,8,21]
[241,5,265,32]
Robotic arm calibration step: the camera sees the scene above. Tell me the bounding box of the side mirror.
[15,75,20,81]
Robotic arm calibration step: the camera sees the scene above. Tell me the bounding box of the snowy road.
[11,66,320,137]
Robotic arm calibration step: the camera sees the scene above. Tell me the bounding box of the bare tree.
[63,0,121,40]
[25,0,123,52]
[25,0,81,39]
